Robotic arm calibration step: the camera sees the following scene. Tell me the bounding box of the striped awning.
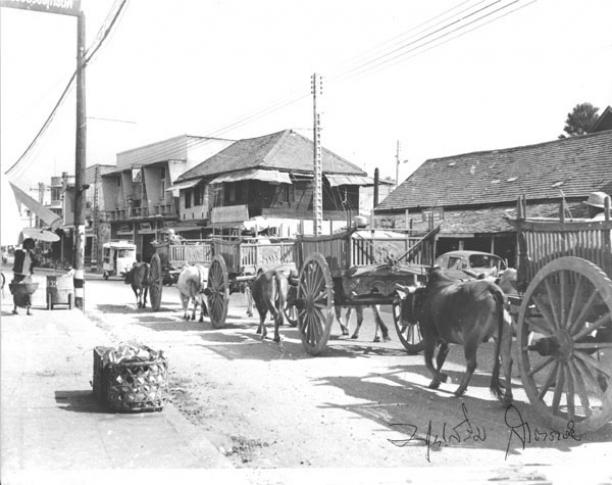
[208,169,291,185]
[325,174,374,187]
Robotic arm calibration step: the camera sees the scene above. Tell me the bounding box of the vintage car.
[434,250,507,279]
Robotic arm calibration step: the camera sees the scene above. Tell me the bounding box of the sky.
[1,0,611,244]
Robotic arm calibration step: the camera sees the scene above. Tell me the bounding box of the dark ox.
[404,268,513,403]
[251,267,298,343]
[124,262,150,309]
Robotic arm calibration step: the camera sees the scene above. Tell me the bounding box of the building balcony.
[103,201,178,222]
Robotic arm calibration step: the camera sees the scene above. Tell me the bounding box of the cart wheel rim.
[392,297,424,354]
[297,253,334,356]
[149,253,163,311]
[207,255,229,328]
[517,256,612,434]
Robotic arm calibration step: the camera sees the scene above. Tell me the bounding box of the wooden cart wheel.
[297,253,334,356]
[283,304,298,328]
[207,255,229,329]
[149,253,163,311]
[518,256,612,434]
[392,296,424,354]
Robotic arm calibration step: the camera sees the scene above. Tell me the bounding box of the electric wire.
[4,0,129,177]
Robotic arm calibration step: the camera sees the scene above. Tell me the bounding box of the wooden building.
[172,129,373,238]
[374,129,612,265]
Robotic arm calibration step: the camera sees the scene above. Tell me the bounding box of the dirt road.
[85,276,612,473]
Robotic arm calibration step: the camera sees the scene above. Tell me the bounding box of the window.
[194,184,203,206]
[184,189,192,209]
[160,167,166,198]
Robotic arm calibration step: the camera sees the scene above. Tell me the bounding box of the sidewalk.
[0,295,234,484]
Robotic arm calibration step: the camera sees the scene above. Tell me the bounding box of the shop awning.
[165,179,201,192]
[209,169,292,185]
[325,174,374,187]
[10,182,62,229]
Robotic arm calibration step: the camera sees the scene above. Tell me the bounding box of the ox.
[404,268,513,403]
[177,264,210,321]
[124,262,150,308]
[334,305,390,342]
[251,267,298,342]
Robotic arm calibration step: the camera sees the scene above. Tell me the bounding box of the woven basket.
[9,282,39,307]
[93,346,168,412]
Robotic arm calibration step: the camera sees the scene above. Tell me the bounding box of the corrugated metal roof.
[377,129,612,212]
[209,169,291,185]
[177,130,366,182]
[326,174,374,187]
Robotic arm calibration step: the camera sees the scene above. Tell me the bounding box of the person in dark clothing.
[12,238,38,315]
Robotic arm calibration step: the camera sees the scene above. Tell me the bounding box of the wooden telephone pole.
[311,73,323,235]
[1,0,86,308]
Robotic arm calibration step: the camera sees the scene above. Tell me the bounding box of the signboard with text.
[0,0,81,16]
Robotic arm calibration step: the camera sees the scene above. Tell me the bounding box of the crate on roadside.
[92,344,168,412]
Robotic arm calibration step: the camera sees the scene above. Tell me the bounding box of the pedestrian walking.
[11,238,38,315]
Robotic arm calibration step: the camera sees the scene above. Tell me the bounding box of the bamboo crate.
[92,346,168,412]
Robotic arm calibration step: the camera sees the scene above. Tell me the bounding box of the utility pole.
[311,73,323,236]
[74,10,87,309]
[91,165,100,271]
[395,140,400,187]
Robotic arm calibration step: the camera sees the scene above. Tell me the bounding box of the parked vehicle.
[102,241,137,280]
[434,250,507,279]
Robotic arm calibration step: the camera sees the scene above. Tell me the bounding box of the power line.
[343,0,534,83]
[4,0,129,177]
[333,0,506,82]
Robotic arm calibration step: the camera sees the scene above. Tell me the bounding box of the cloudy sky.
[1,0,611,243]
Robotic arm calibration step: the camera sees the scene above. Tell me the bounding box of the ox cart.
[149,239,213,311]
[206,238,297,328]
[292,226,439,356]
[507,197,612,433]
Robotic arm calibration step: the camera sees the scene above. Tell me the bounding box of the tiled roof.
[376,129,612,212]
[177,130,366,182]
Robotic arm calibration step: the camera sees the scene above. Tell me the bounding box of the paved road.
[8,270,609,478]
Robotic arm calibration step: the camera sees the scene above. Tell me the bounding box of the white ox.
[177,264,210,321]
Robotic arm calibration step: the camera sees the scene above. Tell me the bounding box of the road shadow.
[313,364,612,461]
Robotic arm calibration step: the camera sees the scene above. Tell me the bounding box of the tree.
[559,102,600,138]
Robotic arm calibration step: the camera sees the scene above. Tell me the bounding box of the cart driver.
[585,191,612,221]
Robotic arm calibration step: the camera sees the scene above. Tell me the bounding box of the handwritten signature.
[387,403,582,462]
[504,404,581,459]
[388,403,486,462]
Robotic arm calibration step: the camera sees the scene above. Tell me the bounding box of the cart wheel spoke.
[544,277,562,330]
[568,291,600,336]
[531,294,558,335]
[527,355,555,378]
[565,274,584,329]
[572,312,611,342]
[565,363,576,422]
[574,350,611,379]
[537,360,559,401]
[568,360,592,418]
[551,364,565,416]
